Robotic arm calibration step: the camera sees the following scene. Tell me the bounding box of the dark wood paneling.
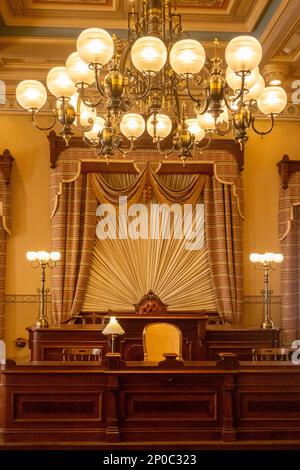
[27,323,280,361]
[2,361,300,446]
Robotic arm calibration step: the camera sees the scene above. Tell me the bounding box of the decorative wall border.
[5,294,51,303]
[5,294,281,304]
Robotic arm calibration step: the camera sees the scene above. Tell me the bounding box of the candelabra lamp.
[102,316,125,353]
[26,250,61,328]
[250,252,284,329]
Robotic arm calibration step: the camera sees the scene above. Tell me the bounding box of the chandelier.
[15,0,288,162]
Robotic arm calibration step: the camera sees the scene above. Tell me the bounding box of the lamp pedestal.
[36,263,49,328]
[261,266,274,329]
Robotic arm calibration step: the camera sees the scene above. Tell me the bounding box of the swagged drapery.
[278,169,300,342]
[50,148,244,324]
[85,171,214,312]
[0,150,13,339]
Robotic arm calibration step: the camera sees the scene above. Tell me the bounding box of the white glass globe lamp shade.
[66,52,95,86]
[120,113,145,140]
[146,113,172,140]
[16,80,47,111]
[46,67,76,98]
[131,36,167,73]
[76,28,114,66]
[169,39,205,75]
[186,119,205,142]
[197,112,215,131]
[257,86,287,115]
[225,36,262,72]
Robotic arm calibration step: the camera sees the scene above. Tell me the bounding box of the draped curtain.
[83,172,216,311]
[50,148,243,324]
[278,170,300,342]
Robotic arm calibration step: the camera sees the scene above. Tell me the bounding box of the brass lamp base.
[261,318,274,329]
[35,318,49,328]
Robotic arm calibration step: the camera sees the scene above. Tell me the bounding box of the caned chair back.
[143,322,182,362]
[252,347,293,361]
[62,347,103,362]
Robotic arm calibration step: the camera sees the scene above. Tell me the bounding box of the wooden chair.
[62,347,103,362]
[143,322,182,362]
[252,347,293,361]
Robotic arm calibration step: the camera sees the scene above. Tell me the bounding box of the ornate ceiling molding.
[0,0,270,31]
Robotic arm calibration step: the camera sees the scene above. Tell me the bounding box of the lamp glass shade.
[226,66,259,92]
[26,251,37,262]
[273,253,284,263]
[76,28,114,65]
[84,116,105,142]
[225,36,262,72]
[120,113,145,139]
[245,74,265,101]
[102,317,125,335]
[186,118,205,142]
[257,86,287,115]
[69,93,96,127]
[196,112,215,131]
[16,80,47,110]
[36,251,50,262]
[146,113,172,139]
[131,36,167,73]
[49,251,61,262]
[170,39,205,75]
[66,52,95,85]
[46,67,76,98]
[264,252,275,263]
[249,253,260,263]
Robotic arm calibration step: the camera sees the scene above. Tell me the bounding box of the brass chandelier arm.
[216,120,232,136]
[251,113,275,136]
[156,140,175,158]
[186,75,207,105]
[92,64,106,97]
[77,85,103,109]
[193,133,212,155]
[116,137,135,157]
[83,134,101,148]
[31,109,57,132]
[131,73,152,101]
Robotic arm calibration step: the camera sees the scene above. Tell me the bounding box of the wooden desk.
[1,358,300,448]
[27,314,207,361]
[206,325,281,360]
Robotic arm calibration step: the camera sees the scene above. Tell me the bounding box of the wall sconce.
[250,252,284,329]
[102,316,125,353]
[26,250,61,328]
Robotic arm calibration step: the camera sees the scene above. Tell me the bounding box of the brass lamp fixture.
[250,252,284,329]
[16,0,287,161]
[26,250,61,328]
[102,316,125,353]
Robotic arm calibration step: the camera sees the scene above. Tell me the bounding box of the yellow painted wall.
[0,115,51,359]
[243,121,300,329]
[0,114,299,357]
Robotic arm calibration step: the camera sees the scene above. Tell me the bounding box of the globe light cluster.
[15,1,288,161]
[249,252,284,264]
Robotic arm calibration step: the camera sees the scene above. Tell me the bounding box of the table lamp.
[102,316,125,353]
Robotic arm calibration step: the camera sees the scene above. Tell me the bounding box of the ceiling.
[0,0,300,120]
